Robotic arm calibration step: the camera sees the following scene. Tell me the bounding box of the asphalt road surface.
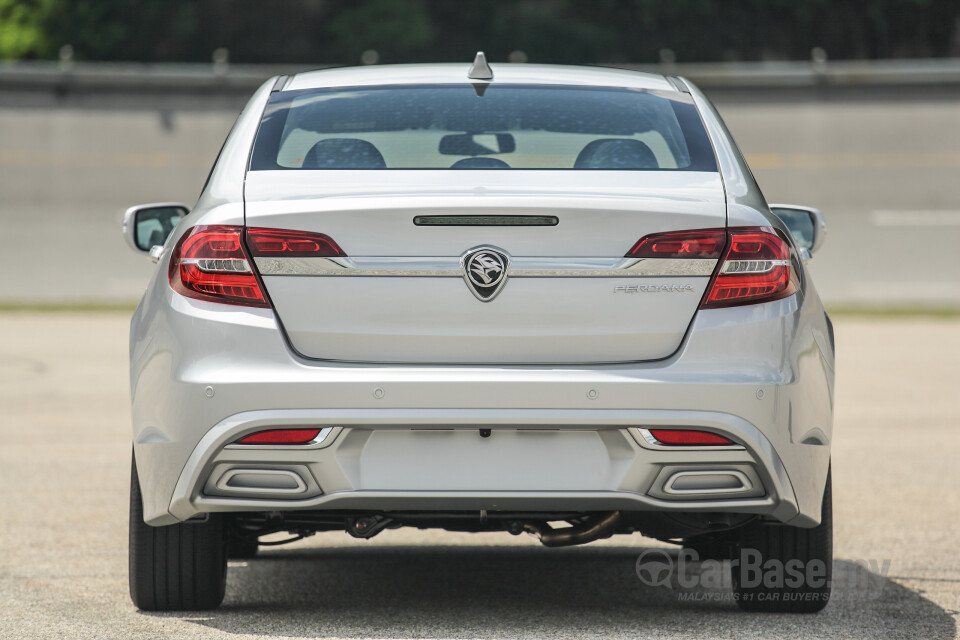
[0,87,959,307]
[0,313,958,638]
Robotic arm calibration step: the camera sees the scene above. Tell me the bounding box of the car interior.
[297,135,662,170]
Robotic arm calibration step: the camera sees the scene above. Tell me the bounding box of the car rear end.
[129,63,834,611]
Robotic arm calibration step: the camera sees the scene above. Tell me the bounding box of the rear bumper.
[131,274,835,527]
[167,408,788,523]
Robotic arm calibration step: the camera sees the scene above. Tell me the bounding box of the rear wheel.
[732,467,832,612]
[128,455,227,611]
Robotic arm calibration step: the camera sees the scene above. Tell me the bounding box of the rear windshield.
[250,84,716,171]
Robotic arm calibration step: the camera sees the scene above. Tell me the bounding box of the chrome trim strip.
[254,256,716,278]
[662,470,753,495]
[182,258,252,273]
[719,259,790,275]
[216,469,307,495]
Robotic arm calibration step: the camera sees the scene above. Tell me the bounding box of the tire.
[128,454,227,611]
[732,467,832,613]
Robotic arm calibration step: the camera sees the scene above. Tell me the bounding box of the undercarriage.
[225,509,758,549]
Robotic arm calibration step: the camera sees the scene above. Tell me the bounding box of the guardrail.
[621,58,960,88]
[0,61,324,93]
[2,58,959,93]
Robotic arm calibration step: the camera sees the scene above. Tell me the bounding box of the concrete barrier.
[3,58,960,96]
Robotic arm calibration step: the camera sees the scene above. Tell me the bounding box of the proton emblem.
[462,246,509,301]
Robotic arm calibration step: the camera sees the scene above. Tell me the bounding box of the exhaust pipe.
[524,511,623,548]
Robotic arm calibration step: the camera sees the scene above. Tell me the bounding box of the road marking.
[745,152,960,170]
[0,148,213,168]
[852,281,960,301]
[870,210,960,227]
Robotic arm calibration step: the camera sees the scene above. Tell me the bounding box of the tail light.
[648,429,735,446]
[246,228,344,257]
[169,226,347,307]
[626,229,726,259]
[169,225,269,307]
[701,227,798,308]
[626,226,798,309]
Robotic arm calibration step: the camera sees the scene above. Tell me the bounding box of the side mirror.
[122,203,189,259]
[769,204,826,260]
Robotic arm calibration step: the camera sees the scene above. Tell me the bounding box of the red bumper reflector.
[236,428,323,445]
[648,429,735,446]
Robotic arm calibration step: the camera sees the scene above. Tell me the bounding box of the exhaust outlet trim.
[216,468,308,495]
[663,470,752,495]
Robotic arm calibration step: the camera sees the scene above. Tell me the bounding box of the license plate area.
[355,428,627,491]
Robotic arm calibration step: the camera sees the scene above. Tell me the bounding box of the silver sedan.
[123,53,834,613]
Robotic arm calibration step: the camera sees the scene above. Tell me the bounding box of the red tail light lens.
[247,228,344,257]
[648,429,735,446]
[626,226,798,308]
[168,225,269,307]
[236,428,323,445]
[626,229,726,259]
[701,227,798,308]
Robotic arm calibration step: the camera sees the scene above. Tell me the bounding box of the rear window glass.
[250,84,716,171]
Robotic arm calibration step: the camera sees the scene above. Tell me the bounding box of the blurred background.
[1,0,958,310]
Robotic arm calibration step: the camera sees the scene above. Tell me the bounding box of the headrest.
[302,138,386,169]
[450,157,511,169]
[574,139,658,169]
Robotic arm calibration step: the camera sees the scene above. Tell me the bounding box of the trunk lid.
[245,171,725,364]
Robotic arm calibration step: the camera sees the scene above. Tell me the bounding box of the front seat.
[574,139,659,169]
[301,138,386,169]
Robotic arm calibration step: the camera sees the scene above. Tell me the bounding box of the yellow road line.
[0,149,214,168]
[745,152,960,170]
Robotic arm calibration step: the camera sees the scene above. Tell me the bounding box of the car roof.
[285,63,676,93]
